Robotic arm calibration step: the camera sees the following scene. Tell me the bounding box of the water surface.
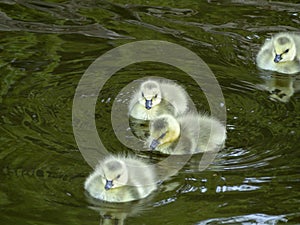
[0,1,300,224]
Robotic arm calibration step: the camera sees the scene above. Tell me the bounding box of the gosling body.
[256,32,300,74]
[129,79,189,120]
[147,113,226,155]
[84,155,157,203]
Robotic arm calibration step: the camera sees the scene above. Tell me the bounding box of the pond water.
[1,0,300,224]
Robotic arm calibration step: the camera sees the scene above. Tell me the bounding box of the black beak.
[145,99,152,110]
[274,54,282,63]
[105,180,113,190]
[150,139,160,150]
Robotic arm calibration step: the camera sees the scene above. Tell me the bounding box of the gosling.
[146,113,226,155]
[84,155,157,203]
[129,79,189,120]
[256,32,300,74]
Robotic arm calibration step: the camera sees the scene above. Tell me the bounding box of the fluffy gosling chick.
[147,113,226,155]
[256,32,300,74]
[84,156,157,203]
[129,80,189,120]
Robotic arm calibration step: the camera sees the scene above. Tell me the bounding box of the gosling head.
[138,81,162,110]
[148,114,180,150]
[101,158,128,191]
[273,34,296,63]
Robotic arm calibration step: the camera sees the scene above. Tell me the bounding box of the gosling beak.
[274,54,282,63]
[145,99,152,110]
[150,139,160,150]
[105,180,113,190]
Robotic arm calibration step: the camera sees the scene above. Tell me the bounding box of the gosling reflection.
[86,194,153,225]
[257,74,300,102]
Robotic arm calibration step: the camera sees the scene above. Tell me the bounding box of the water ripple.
[197,213,288,225]
[1,1,300,224]
[0,11,131,39]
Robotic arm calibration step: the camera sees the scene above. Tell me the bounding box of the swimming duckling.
[256,32,300,74]
[129,79,189,120]
[84,155,157,203]
[146,113,226,155]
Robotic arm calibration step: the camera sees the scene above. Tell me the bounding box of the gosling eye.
[159,131,167,140]
[284,49,289,54]
[142,92,145,98]
[154,94,158,98]
[116,174,121,179]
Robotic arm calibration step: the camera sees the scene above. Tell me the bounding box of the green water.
[1,1,300,224]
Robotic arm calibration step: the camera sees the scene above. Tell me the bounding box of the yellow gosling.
[84,155,157,203]
[129,80,189,120]
[256,32,300,74]
[147,113,226,155]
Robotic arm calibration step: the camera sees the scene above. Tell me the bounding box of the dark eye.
[284,49,289,53]
[142,92,144,97]
[154,94,158,98]
[116,174,121,179]
[159,132,167,140]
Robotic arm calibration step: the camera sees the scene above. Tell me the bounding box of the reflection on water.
[86,193,153,225]
[256,74,300,103]
[1,0,300,224]
[197,213,288,225]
